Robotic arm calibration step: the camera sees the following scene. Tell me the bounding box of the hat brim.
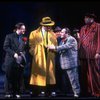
[40,21,55,26]
[85,13,96,19]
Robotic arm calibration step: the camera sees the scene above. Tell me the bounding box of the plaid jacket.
[56,35,78,69]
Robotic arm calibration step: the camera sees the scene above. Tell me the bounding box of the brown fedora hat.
[40,16,55,26]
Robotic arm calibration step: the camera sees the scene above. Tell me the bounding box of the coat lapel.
[35,29,44,46]
[81,22,96,43]
[13,33,20,48]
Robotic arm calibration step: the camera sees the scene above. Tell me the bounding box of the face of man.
[43,26,52,31]
[19,25,26,34]
[16,25,26,35]
[60,29,67,38]
[84,16,94,25]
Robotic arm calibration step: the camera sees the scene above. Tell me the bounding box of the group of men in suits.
[3,12,100,98]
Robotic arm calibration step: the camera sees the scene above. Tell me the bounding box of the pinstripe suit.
[79,22,100,96]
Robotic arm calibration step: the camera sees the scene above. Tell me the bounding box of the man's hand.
[14,53,19,59]
[95,53,100,59]
[47,45,56,50]
[95,53,100,66]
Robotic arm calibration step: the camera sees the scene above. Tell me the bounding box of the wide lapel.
[86,22,96,34]
[48,31,56,45]
[13,33,20,48]
[37,29,44,46]
[81,22,96,43]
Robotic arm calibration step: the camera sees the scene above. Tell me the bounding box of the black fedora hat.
[54,26,61,32]
[85,13,97,19]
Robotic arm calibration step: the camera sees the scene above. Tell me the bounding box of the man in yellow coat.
[29,16,57,97]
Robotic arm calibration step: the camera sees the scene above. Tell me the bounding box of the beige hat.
[40,16,55,26]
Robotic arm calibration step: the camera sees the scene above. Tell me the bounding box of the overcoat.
[29,27,57,86]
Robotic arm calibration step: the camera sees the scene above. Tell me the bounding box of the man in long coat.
[29,17,57,96]
[79,13,100,97]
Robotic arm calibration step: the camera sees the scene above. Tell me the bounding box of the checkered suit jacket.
[56,35,78,69]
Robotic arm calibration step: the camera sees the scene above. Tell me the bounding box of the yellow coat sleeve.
[29,31,36,56]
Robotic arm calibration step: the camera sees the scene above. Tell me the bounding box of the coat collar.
[85,22,96,34]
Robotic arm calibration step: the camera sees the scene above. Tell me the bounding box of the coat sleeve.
[96,24,100,54]
[3,35,15,57]
[29,31,36,56]
[56,37,77,52]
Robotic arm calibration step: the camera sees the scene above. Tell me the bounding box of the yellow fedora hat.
[40,16,55,26]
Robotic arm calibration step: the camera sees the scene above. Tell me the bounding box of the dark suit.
[3,32,27,96]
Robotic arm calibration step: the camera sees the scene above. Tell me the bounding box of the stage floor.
[0,93,99,99]
[0,74,99,99]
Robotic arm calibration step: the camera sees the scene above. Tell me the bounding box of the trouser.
[6,65,24,96]
[4,75,12,95]
[80,59,100,97]
[65,67,80,95]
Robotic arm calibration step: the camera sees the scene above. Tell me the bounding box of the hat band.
[42,21,52,24]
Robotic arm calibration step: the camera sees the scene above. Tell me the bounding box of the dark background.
[0,0,100,73]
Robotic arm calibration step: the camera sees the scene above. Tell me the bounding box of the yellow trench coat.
[29,27,57,86]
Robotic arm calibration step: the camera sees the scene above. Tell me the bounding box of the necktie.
[43,31,48,60]
[18,35,22,43]
[44,31,48,46]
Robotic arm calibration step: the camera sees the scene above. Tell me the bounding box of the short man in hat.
[79,13,100,97]
[29,17,57,97]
